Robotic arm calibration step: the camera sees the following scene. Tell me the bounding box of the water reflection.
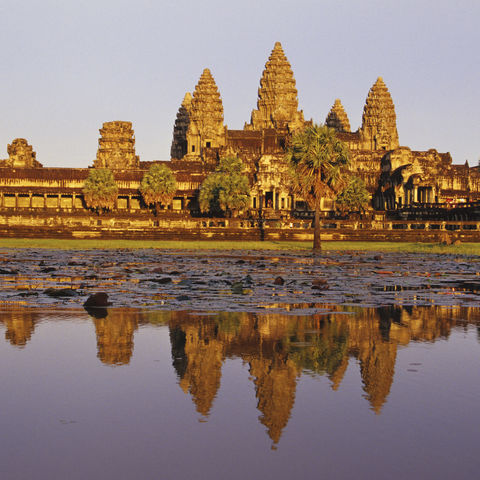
[1,305,479,447]
[93,310,140,366]
[3,307,41,347]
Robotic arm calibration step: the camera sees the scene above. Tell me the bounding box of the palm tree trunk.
[313,200,321,252]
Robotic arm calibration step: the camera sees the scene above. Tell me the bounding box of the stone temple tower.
[360,77,399,151]
[94,121,140,170]
[170,92,192,160]
[7,139,42,168]
[246,41,305,132]
[325,99,351,133]
[185,68,226,158]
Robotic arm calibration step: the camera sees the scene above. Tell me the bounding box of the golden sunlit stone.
[326,99,351,133]
[360,77,400,151]
[0,42,479,229]
[94,121,140,170]
[185,68,226,158]
[7,138,42,168]
[246,41,305,132]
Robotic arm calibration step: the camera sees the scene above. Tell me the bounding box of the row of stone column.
[0,193,191,211]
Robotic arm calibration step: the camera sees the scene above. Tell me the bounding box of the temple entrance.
[265,192,274,209]
[418,187,433,203]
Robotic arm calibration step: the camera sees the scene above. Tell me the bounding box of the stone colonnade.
[0,192,193,212]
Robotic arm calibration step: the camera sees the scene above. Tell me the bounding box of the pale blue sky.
[1,0,478,167]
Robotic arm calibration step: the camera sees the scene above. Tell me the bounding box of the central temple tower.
[246,42,305,132]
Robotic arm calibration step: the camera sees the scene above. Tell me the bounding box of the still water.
[1,305,479,479]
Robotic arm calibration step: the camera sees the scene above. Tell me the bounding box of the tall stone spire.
[360,77,399,151]
[170,92,192,159]
[247,41,304,131]
[94,121,140,169]
[186,68,225,156]
[325,99,351,133]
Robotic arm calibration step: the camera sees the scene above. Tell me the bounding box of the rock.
[143,277,172,284]
[312,279,329,290]
[44,288,77,298]
[83,292,111,307]
[0,268,18,275]
[152,267,163,273]
[41,267,56,273]
[231,281,245,295]
[176,295,190,301]
[236,259,245,264]
[242,275,253,284]
[373,255,383,261]
[273,276,285,285]
[453,239,461,246]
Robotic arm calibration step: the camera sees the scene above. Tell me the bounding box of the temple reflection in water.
[1,305,479,446]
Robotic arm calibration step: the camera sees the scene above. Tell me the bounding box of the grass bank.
[0,238,480,255]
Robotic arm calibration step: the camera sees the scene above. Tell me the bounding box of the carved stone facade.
[0,42,478,220]
[170,93,192,160]
[6,139,42,168]
[246,42,305,132]
[184,68,226,158]
[94,121,140,170]
[325,99,351,133]
[360,77,400,151]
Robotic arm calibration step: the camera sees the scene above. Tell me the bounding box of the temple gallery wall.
[1,42,479,240]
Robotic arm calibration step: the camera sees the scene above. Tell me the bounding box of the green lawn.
[0,238,480,255]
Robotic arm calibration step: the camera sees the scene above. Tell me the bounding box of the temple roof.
[361,77,399,150]
[170,93,192,159]
[326,99,351,133]
[190,68,224,131]
[248,41,304,131]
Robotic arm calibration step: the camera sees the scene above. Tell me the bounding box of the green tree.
[140,163,177,214]
[82,168,118,213]
[335,176,370,214]
[199,156,250,217]
[286,124,350,252]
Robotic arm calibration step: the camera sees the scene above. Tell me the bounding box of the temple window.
[206,141,211,148]
[192,145,195,152]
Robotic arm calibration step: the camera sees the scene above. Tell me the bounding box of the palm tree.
[335,176,370,215]
[82,168,118,213]
[140,163,177,215]
[286,124,350,252]
[199,156,250,217]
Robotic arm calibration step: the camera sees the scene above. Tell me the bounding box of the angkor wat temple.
[0,42,478,238]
